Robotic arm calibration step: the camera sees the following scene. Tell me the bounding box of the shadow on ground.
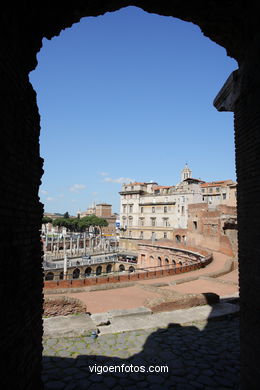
[42,299,240,390]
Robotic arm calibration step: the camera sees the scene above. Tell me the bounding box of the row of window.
[203,193,226,202]
[122,217,170,227]
[202,187,226,194]
[122,205,169,213]
[127,231,168,239]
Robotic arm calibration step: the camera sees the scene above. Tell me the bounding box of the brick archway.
[1,2,259,389]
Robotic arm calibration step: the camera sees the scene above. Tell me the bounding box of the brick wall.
[44,254,212,290]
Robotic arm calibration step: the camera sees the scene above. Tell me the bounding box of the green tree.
[42,216,52,225]
[95,217,109,236]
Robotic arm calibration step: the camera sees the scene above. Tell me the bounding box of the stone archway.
[45,272,54,281]
[85,267,92,277]
[1,2,259,389]
[72,268,80,279]
[96,265,102,276]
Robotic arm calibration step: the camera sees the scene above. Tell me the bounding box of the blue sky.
[30,6,237,215]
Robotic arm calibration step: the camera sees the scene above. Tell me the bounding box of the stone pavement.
[43,315,240,390]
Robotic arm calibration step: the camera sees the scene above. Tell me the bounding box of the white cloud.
[46,196,55,201]
[99,172,109,176]
[104,177,135,184]
[40,189,48,195]
[69,184,86,193]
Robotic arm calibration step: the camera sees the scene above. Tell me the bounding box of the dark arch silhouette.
[72,268,80,279]
[1,2,258,389]
[96,266,102,276]
[85,267,92,277]
[45,272,54,281]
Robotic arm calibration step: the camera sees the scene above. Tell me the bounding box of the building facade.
[119,166,236,244]
[80,203,117,236]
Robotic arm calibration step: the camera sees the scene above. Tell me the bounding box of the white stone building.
[119,165,237,243]
[119,165,204,241]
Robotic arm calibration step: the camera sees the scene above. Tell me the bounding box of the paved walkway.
[43,314,240,389]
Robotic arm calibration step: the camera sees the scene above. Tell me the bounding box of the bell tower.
[181,163,192,182]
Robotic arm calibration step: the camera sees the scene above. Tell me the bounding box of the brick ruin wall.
[187,204,238,258]
[0,2,259,389]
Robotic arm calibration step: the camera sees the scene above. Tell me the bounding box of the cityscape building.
[119,165,236,245]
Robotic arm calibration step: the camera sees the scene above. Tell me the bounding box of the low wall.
[44,254,212,290]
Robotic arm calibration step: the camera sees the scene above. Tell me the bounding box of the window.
[223,193,226,200]
[152,206,155,213]
[128,217,133,227]
[164,206,167,213]
[163,218,169,227]
[181,206,184,215]
[140,206,143,213]
[140,231,144,239]
[131,186,134,190]
[209,188,213,193]
[216,187,220,192]
[122,204,126,213]
[129,204,133,213]
[201,189,205,193]
[151,232,156,240]
[163,232,167,239]
[139,218,144,226]
[151,218,156,227]
[193,221,198,230]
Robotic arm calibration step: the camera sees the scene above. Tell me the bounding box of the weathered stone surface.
[44,296,87,317]
[144,292,219,312]
[43,314,97,338]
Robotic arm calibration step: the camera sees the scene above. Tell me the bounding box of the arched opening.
[45,272,54,281]
[165,257,169,267]
[119,264,125,272]
[129,266,135,273]
[96,266,102,276]
[175,235,181,243]
[72,268,80,279]
[4,3,252,390]
[158,256,162,267]
[106,264,112,273]
[59,271,64,280]
[85,267,92,277]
